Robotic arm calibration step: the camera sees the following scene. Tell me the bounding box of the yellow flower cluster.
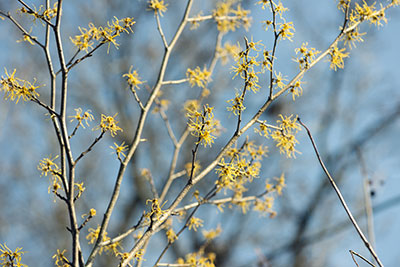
[289,79,304,101]
[329,44,349,71]
[216,42,241,65]
[144,198,166,222]
[18,2,58,21]
[278,21,295,41]
[227,91,246,116]
[232,173,285,218]
[271,114,301,158]
[37,155,65,195]
[253,196,276,217]
[333,0,395,70]
[294,42,320,70]
[70,17,135,53]
[353,1,387,26]
[52,249,69,267]
[187,104,220,147]
[0,243,26,267]
[260,1,294,41]
[148,0,168,16]
[82,208,97,218]
[255,120,271,138]
[177,251,216,267]
[38,155,61,177]
[344,29,366,49]
[231,39,262,93]
[274,71,287,90]
[216,141,268,198]
[110,142,129,160]
[188,217,204,231]
[69,108,94,129]
[123,66,144,91]
[166,228,178,243]
[202,225,222,241]
[1,68,42,103]
[213,0,251,32]
[186,66,211,88]
[86,225,122,256]
[95,113,123,137]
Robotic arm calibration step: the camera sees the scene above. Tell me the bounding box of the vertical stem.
[53,1,80,266]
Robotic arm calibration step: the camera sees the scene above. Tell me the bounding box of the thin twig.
[298,118,383,267]
[155,98,178,146]
[0,11,45,48]
[161,79,188,85]
[156,13,168,49]
[170,170,187,180]
[267,0,280,99]
[16,0,54,26]
[99,214,145,247]
[130,85,145,110]
[74,132,105,165]
[68,122,81,139]
[143,170,159,199]
[173,192,270,214]
[256,119,282,131]
[350,250,375,267]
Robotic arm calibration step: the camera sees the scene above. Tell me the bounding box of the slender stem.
[74,132,105,165]
[298,118,383,267]
[350,250,375,267]
[53,1,81,266]
[161,78,188,85]
[156,14,168,49]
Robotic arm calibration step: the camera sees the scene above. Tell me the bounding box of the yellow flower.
[74,182,85,199]
[110,141,129,159]
[187,104,220,147]
[1,68,42,103]
[294,43,320,69]
[95,113,123,137]
[274,1,288,19]
[274,71,287,89]
[123,66,144,90]
[202,225,222,241]
[257,0,269,10]
[0,243,27,267]
[38,155,60,177]
[166,228,178,243]
[188,217,203,231]
[344,28,365,49]
[145,198,166,221]
[255,121,271,138]
[69,108,94,128]
[186,66,211,88]
[52,249,68,267]
[289,79,304,100]
[278,21,295,41]
[329,45,349,71]
[227,91,245,116]
[271,114,301,158]
[17,33,36,45]
[148,0,168,16]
